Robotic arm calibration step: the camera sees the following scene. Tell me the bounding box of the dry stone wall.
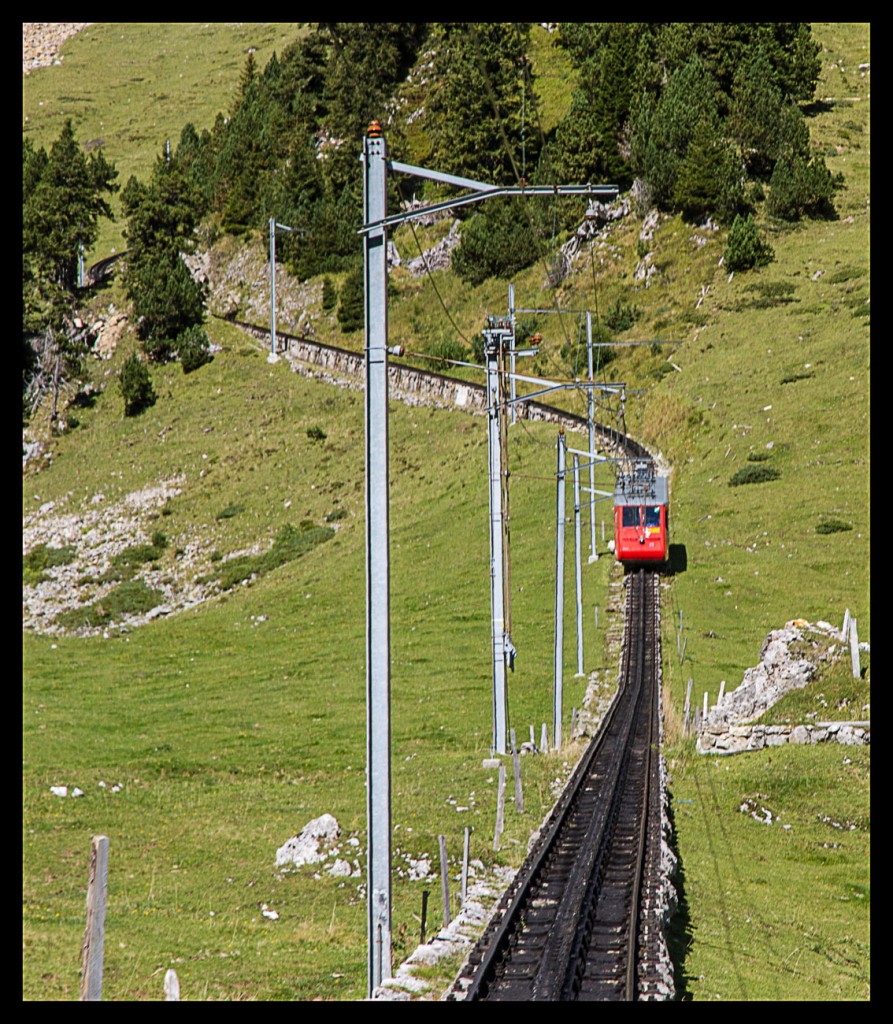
[696,618,870,755]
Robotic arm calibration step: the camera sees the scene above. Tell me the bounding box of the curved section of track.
[449,569,664,1002]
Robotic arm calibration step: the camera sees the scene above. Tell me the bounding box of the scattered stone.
[276,813,341,869]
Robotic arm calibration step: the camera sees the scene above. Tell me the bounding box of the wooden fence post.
[164,969,180,1001]
[849,617,860,678]
[493,764,506,851]
[420,890,430,944]
[461,827,470,906]
[438,835,451,929]
[80,835,109,1001]
[683,679,693,737]
[540,723,549,754]
[511,729,523,814]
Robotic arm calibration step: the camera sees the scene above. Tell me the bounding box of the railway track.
[449,569,668,1001]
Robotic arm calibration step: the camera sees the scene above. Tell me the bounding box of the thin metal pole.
[485,327,509,755]
[509,284,517,425]
[270,217,277,357]
[363,124,392,996]
[586,312,598,562]
[553,429,566,749]
[573,454,584,677]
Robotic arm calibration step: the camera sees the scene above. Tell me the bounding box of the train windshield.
[621,506,640,528]
[645,505,661,528]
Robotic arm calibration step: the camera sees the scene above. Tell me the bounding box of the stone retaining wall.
[237,321,627,443]
[697,720,870,755]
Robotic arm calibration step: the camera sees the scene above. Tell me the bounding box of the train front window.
[645,505,661,528]
[622,506,640,528]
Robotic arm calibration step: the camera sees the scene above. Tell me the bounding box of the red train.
[612,459,669,565]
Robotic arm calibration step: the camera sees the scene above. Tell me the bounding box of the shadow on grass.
[665,792,694,1000]
[667,543,687,575]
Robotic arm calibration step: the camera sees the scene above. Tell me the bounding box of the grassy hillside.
[23,23,868,1001]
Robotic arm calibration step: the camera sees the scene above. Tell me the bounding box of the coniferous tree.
[121,146,206,359]
[674,117,744,223]
[723,213,775,271]
[23,121,118,295]
[766,153,843,221]
[426,23,529,187]
[336,261,364,333]
[728,49,786,180]
[119,352,156,416]
[633,55,720,210]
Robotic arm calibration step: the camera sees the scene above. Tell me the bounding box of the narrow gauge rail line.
[224,316,654,461]
[450,569,663,1001]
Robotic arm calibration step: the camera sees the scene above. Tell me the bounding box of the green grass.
[23,21,869,1002]
[666,743,869,1000]
[23,327,616,1000]
[22,23,305,261]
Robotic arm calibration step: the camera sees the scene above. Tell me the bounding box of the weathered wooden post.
[420,890,430,944]
[461,827,471,906]
[493,764,506,851]
[80,835,109,1001]
[438,835,451,929]
[164,969,180,1001]
[683,679,693,737]
[511,729,523,814]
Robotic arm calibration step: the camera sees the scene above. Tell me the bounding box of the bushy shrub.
[178,324,213,373]
[723,214,775,272]
[452,199,541,286]
[816,518,852,535]
[728,464,781,486]
[119,353,156,417]
[603,297,642,333]
[214,521,334,591]
[54,578,165,631]
[321,277,337,312]
[23,543,76,585]
[215,503,245,520]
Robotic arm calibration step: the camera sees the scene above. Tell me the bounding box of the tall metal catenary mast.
[362,123,392,996]
[360,119,617,995]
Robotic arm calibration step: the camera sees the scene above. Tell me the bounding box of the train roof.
[614,472,667,506]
